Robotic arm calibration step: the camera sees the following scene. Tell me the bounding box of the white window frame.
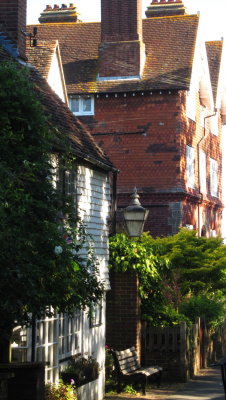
[199,151,206,193]
[69,95,94,116]
[186,145,195,189]
[35,312,59,382]
[210,158,218,197]
[58,311,81,360]
[89,301,102,328]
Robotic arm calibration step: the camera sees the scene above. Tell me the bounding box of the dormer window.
[69,95,94,116]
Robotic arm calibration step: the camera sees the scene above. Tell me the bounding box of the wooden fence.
[141,319,226,382]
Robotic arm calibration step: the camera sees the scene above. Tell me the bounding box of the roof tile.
[27,14,199,93]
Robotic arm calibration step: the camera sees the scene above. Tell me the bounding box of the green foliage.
[109,233,167,299]
[124,385,137,394]
[109,230,226,327]
[148,229,226,296]
[61,356,99,387]
[45,381,76,400]
[143,304,191,327]
[179,295,225,327]
[0,61,103,351]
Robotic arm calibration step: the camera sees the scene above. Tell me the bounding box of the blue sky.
[27,0,226,41]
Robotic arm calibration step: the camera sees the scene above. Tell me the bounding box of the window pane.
[210,158,218,197]
[186,145,195,188]
[70,97,80,113]
[83,96,91,112]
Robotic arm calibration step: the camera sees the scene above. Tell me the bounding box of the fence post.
[180,322,187,382]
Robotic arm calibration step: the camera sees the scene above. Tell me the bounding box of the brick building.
[28,0,226,237]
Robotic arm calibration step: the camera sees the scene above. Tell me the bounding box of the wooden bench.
[110,346,162,395]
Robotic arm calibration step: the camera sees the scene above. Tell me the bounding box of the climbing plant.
[0,61,103,362]
[109,230,226,327]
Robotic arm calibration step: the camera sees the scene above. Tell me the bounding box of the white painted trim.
[97,74,140,81]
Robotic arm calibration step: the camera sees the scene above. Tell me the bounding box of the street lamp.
[123,188,149,237]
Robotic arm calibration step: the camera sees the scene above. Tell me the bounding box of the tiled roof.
[26,39,57,79]
[0,44,114,171]
[27,14,199,94]
[206,41,223,104]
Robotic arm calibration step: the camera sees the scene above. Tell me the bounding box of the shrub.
[179,295,225,326]
[61,356,100,387]
[45,381,76,400]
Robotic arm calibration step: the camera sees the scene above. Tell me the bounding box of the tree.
[109,230,226,327]
[0,62,103,362]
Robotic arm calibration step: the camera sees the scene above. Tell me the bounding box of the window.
[69,95,94,116]
[199,151,206,193]
[210,114,218,135]
[57,166,77,212]
[186,145,195,188]
[59,311,81,360]
[11,326,29,362]
[90,301,102,328]
[36,312,58,382]
[210,158,218,197]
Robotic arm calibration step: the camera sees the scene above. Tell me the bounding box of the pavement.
[105,366,225,400]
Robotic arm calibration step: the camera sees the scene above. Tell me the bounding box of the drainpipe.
[110,171,118,236]
[197,110,217,236]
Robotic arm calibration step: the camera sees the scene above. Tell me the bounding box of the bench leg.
[141,375,147,395]
[117,377,122,393]
[156,370,162,387]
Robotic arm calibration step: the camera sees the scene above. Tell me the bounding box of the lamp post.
[123,188,149,237]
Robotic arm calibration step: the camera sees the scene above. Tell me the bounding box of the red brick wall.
[88,91,182,191]
[80,89,223,237]
[0,0,27,60]
[106,271,141,361]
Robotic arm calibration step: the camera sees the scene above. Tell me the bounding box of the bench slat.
[110,346,162,395]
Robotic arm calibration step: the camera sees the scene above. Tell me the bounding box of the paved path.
[166,367,224,400]
[105,367,225,400]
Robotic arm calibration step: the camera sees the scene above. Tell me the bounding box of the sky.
[27,0,226,41]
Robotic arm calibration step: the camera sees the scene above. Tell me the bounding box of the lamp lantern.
[123,188,149,237]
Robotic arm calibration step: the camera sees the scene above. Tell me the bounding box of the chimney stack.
[39,3,78,23]
[99,0,145,79]
[146,0,187,18]
[0,0,27,60]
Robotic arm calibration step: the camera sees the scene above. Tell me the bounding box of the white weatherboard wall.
[11,165,111,400]
[77,165,111,400]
